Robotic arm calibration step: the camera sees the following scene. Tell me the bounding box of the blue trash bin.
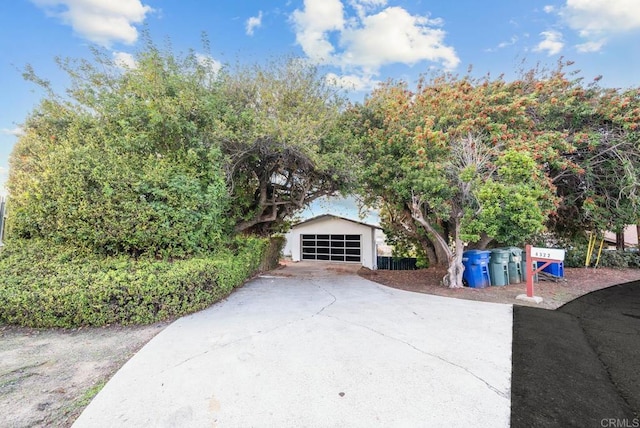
[542,261,564,278]
[462,250,491,288]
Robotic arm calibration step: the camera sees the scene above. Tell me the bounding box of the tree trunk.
[430,236,450,267]
[409,196,463,287]
[398,207,447,268]
[448,216,465,288]
[616,230,625,251]
[466,232,493,250]
[637,222,640,248]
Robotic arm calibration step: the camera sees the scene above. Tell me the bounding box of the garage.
[283,214,380,269]
[301,234,362,262]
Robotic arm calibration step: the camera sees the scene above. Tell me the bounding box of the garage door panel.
[300,234,361,263]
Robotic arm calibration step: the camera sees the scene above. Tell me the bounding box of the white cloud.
[534,30,564,55]
[498,36,519,49]
[113,51,137,69]
[291,0,459,72]
[291,0,345,62]
[325,72,379,91]
[195,53,222,76]
[562,0,640,37]
[486,35,519,52]
[1,127,24,136]
[340,7,458,71]
[246,11,263,36]
[31,0,153,46]
[348,0,387,18]
[576,39,606,53]
[548,0,640,52]
[543,5,555,13]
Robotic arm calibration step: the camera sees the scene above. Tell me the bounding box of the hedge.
[0,237,268,328]
[564,248,640,268]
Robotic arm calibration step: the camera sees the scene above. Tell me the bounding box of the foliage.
[8,43,353,251]
[218,58,354,235]
[0,237,267,328]
[564,247,640,269]
[353,61,640,286]
[518,64,640,240]
[352,71,560,286]
[259,236,286,272]
[8,45,231,257]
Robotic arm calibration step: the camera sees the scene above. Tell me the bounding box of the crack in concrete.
[167,280,338,372]
[312,282,338,316]
[321,313,510,400]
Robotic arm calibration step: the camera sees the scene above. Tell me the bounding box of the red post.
[525,244,534,298]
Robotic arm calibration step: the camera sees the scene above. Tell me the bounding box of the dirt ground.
[1,264,639,428]
[361,266,640,309]
[0,322,168,427]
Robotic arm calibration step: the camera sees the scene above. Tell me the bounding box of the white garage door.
[301,234,361,263]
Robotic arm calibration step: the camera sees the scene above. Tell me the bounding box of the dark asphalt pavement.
[511,280,640,427]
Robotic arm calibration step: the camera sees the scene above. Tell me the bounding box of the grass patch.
[75,380,107,408]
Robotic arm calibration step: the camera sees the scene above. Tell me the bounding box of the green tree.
[8,44,231,256]
[520,63,640,244]
[217,58,353,235]
[8,42,354,252]
[353,73,558,287]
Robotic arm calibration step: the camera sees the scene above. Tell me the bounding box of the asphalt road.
[511,280,640,427]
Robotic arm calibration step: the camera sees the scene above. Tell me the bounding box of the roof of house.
[292,214,382,230]
[603,226,638,246]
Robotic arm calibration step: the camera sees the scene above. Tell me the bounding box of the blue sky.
[1,0,639,205]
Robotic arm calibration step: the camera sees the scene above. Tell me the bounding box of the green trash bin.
[489,249,510,286]
[506,247,523,284]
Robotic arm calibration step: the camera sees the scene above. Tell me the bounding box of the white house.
[283,214,381,270]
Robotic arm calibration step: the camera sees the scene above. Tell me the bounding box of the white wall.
[286,217,378,269]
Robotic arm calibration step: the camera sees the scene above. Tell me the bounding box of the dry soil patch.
[360,267,640,309]
[0,322,167,427]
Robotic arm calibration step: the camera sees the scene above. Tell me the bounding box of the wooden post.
[525,245,532,297]
[517,245,564,304]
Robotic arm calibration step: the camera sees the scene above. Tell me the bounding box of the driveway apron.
[74,263,513,427]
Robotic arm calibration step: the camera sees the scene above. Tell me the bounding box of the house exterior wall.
[284,217,378,269]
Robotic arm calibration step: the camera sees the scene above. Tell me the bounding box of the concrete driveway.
[74,262,513,427]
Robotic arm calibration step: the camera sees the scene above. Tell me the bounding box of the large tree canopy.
[217,59,353,234]
[350,63,640,287]
[7,43,353,255]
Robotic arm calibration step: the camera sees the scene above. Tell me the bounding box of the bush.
[259,236,286,272]
[564,247,640,268]
[0,237,268,328]
[8,132,230,258]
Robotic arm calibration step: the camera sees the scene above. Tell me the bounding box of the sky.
[1,0,639,214]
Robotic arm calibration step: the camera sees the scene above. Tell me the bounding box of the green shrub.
[0,237,268,328]
[259,236,285,271]
[564,247,640,268]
